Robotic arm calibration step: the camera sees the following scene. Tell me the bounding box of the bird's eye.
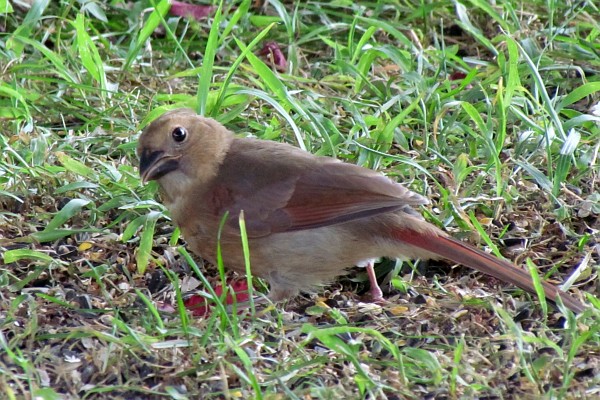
[171,127,187,143]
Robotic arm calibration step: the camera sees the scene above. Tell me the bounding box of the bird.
[137,108,585,313]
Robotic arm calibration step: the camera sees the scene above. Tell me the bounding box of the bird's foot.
[365,261,386,304]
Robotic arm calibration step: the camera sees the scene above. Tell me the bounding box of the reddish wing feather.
[214,138,427,236]
[281,163,427,230]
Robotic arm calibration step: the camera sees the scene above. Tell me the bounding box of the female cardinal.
[137,108,585,313]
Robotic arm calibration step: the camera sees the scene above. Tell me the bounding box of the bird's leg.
[365,261,384,303]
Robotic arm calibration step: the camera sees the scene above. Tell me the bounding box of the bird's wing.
[209,139,428,237]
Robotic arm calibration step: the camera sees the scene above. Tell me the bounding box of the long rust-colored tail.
[391,228,585,313]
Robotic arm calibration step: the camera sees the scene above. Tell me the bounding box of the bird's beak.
[139,149,181,183]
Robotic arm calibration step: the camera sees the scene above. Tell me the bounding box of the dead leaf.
[170,2,216,20]
[258,41,287,72]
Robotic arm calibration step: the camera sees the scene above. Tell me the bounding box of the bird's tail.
[390,228,585,313]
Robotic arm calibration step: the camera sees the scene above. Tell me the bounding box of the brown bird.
[137,108,585,313]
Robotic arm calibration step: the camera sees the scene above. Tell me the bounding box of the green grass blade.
[238,211,255,315]
[123,0,170,71]
[136,211,161,274]
[213,23,277,114]
[197,1,224,116]
[553,129,581,196]
[526,259,548,316]
[6,0,49,55]
[73,13,107,93]
[3,249,54,263]
[557,81,600,111]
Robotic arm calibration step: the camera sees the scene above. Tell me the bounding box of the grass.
[1,0,599,398]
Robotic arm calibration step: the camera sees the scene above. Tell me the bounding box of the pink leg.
[366,261,384,303]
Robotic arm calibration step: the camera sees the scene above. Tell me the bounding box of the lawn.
[1,0,599,399]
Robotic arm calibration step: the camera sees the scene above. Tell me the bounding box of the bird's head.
[137,108,233,185]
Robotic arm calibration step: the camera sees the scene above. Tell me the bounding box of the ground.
[0,1,599,399]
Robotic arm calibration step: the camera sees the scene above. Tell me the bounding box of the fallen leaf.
[258,41,287,72]
[78,242,93,251]
[388,305,409,315]
[183,280,251,317]
[170,1,216,20]
[449,71,467,80]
